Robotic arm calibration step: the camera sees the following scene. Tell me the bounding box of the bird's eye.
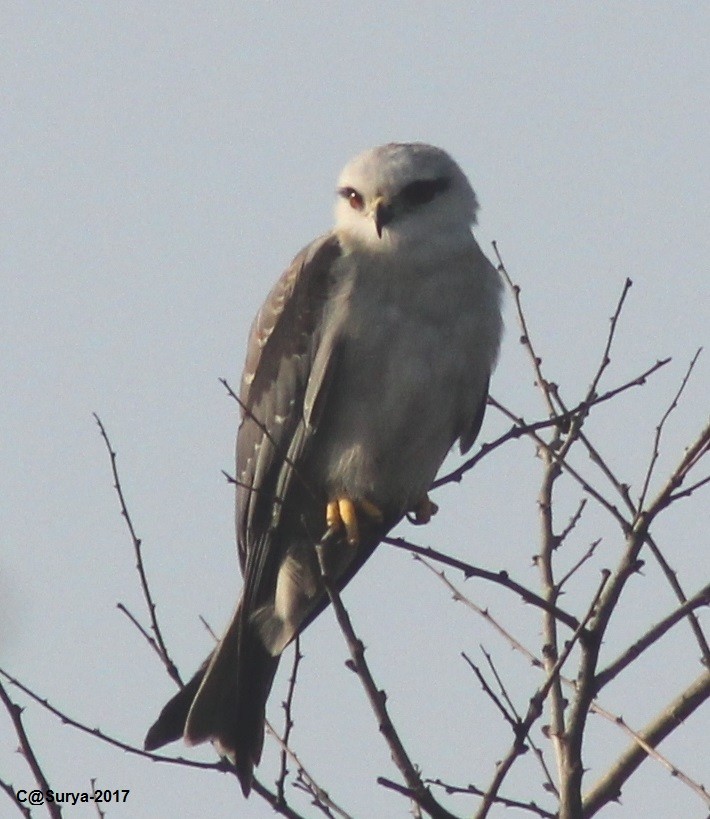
[400,177,450,206]
[338,187,365,211]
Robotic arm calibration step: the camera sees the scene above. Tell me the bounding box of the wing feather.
[235,233,342,573]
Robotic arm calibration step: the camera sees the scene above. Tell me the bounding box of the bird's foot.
[407,494,439,525]
[326,497,383,546]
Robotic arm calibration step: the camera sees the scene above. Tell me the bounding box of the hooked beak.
[372,197,394,238]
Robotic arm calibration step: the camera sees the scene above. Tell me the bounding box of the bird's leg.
[408,494,439,525]
[326,497,383,546]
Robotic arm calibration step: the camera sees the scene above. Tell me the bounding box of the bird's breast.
[310,250,498,514]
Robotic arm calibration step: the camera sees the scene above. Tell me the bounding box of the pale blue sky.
[2,4,708,818]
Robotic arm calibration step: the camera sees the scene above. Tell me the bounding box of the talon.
[326,500,341,530]
[409,495,439,525]
[325,497,383,546]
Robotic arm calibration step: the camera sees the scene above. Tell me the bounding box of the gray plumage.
[144,142,503,795]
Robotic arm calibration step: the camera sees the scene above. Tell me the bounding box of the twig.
[641,419,710,529]
[595,584,710,689]
[434,356,669,490]
[461,652,517,731]
[423,565,708,805]
[89,779,105,819]
[555,539,601,593]
[490,397,630,532]
[492,242,560,417]
[425,778,555,818]
[0,679,62,819]
[198,614,219,643]
[556,499,588,549]
[637,348,703,511]
[387,539,580,631]
[417,557,545,670]
[474,572,610,819]
[479,647,560,797]
[582,671,710,816]
[586,278,634,404]
[644,535,710,666]
[265,722,353,819]
[0,777,32,818]
[116,602,162,658]
[93,414,181,686]
[315,532,457,819]
[277,638,303,805]
[250,776,311,819]
[219,378,317,503]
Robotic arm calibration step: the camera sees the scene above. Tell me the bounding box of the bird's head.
[334,142,479,253]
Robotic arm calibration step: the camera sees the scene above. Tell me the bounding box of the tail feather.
[144,601,279,797]
[144,660,208,751]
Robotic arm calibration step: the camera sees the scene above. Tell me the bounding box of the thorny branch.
[386,536,580,631]
[422,562,710,810]
[277,638,302,805]
[0,679,61,819]
[583,672,710,816]
[315,531,457,819]
[93,413,182,686]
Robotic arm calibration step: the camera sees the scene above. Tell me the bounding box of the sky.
[1,3,708,818]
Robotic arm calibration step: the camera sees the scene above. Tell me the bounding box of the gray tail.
[144,601,279,797]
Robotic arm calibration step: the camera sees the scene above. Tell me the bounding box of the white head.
[334,143,479,254]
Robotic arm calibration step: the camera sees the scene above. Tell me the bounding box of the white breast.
[311,238,502,515]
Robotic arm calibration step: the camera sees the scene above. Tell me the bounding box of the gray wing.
[235,232,342,574]
[459,376,490,454]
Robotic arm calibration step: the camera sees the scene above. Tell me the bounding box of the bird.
[144,142,503,796]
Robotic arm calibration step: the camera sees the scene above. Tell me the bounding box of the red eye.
[339,187,364,211]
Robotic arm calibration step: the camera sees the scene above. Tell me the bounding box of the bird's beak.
[372,196,394,238]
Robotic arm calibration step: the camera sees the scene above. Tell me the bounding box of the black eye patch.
[399,176,450,206]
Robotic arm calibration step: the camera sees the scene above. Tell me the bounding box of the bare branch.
[490,397,630,531]
[644,535,710,667]
[586,278,634,403]
[475,572,610,819]
[426,562,707,806]
[315,532,457,819]
[93,414,182,686]
[583,671,710,816]
[0,777,32,818]
[637,348,703,510]
[265,721,353,819]
[536,438,567,787]
[434,355,669,491]
[277,638,303,805]
[492,242,560,417]
[641,419,710,529]
[116,602,163,659]
[425,778,555,818]
[595,584,710,690]
[387,538,580,631]
[0,679,62,819]
[0,668,313,817]
[461,652,518,731]
[555,539,601,593]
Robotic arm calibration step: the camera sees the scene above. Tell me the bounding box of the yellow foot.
[408,495,439,525]
[326,497,383,546]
